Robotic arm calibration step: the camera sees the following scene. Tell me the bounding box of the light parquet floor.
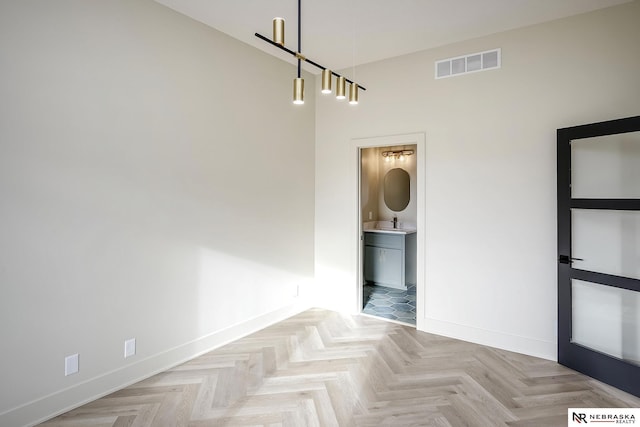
[40,309,640,426]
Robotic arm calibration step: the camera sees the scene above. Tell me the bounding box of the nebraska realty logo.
[569,408,639,425]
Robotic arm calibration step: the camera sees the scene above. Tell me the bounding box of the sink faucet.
[392,216,398,229]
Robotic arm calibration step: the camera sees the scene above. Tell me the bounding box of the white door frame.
[352,132,426,329]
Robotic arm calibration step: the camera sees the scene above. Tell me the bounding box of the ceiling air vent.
[435,48,501,79]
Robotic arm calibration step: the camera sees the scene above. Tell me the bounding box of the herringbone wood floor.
[40,309,639,426]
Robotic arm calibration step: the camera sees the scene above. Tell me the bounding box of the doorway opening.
[354,133,425,328]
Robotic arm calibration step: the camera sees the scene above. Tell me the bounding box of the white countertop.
[364,227,416,235]
[363,220,416,235]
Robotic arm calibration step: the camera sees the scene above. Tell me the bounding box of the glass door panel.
[572,279,640,366]
[572,209,640,280]
[571,131,640,199]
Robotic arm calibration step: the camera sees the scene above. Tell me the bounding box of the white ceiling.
[155,0,631,73]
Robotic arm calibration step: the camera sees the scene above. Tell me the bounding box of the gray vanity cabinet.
[364,231,416,290]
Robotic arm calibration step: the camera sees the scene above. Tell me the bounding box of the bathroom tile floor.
[362,283,416,325]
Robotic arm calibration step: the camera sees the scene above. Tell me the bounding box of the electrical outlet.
[124,338,136,358]
[65,353,79,376]
[368,211,372,220]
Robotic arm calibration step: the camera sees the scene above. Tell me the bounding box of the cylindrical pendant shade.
[336,76,346,99]
[293,77,304,104]
[349,83,358,104]
[321,69,332,94]
[273,18,285,46]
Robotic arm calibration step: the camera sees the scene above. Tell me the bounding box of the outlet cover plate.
[124,338,136,358]
[65,353,79,376]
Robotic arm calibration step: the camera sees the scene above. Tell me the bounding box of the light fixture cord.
[297,0,301,78]
[352,0,356,80]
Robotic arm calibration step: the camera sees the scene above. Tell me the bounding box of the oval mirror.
[383,168,410,211]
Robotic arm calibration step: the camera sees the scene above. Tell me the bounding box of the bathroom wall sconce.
[254,0,366,105]
[382,149,415,162]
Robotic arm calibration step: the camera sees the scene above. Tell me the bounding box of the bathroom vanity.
[364,229,416,290]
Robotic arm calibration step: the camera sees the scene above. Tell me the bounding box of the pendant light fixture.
[336,76,346,100]
[321,69,332,94]
[293,77,304,104]
[349,83,358,104]
[273,17,285,46]
[255,0,365,105]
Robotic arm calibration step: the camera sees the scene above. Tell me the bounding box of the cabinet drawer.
[364,232,404,249]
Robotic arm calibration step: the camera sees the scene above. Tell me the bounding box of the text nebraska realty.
[574,412,636,424]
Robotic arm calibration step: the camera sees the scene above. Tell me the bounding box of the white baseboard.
[1,302,310,427]
[420,316,557,362]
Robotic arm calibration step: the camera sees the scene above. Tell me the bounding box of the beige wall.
[361,146,418,228]
[377,146,418,228]
[360,147,380,223]
[315,2,640,359]
[0,1,315,425]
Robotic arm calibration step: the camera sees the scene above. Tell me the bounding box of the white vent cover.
[435,48,501,79]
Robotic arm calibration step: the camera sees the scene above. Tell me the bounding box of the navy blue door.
[557,116,640,397]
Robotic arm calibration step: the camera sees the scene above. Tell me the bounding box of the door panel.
[572,209,640,280]
[363,246,377,283]
[571,131,640,199]
[557,115,640,397]
[364,246,402,287]
[378,248,402,287]
[572,279,640,366]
